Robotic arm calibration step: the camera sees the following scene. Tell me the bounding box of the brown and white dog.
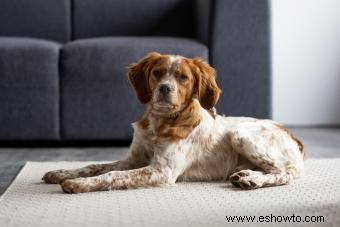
[42,52,305,193]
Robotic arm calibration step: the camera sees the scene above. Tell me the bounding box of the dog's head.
[128,52,221,115]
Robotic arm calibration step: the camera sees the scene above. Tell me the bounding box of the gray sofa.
[0,0,270,141]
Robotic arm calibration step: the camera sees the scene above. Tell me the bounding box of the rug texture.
[0,159,339,227]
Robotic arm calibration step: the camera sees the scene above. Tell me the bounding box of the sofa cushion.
[0,38,60,140]
[0,0,71,42]
[72,0,196,40]
[60,37,208,140]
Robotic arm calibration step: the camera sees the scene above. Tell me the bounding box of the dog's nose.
[159,84,172,95]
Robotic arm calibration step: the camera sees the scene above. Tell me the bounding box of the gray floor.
[0,128,339,195]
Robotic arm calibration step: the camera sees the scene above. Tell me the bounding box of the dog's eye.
[153,70,162,78]
[180,74,188,81]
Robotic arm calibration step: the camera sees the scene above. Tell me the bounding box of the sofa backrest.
[0,0,200,43]
[72,0,197,40]
[0,0,71,43]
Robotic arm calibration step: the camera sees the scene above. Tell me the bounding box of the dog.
[42,52,305,193]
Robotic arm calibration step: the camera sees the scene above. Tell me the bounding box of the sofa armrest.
[206,0,271,118]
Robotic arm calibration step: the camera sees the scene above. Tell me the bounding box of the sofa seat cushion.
[0,38,60,140]
[60,37,208,140]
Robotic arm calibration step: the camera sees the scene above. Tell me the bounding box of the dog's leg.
[228,127,304,189]
[42,160,132,184]
[42,138,152,184]
[60,164,172,193]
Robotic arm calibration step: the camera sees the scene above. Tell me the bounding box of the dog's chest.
[139,115,237,181]
[135,110,245,180]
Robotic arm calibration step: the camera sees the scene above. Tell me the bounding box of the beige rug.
[0,160,339,227]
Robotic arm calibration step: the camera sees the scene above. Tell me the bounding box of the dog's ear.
[127,52,161,104]
[191,58,221,109]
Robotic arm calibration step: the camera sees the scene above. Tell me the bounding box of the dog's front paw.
[42,170,74,184]
[60,178,92,194]
[229,170,264,190]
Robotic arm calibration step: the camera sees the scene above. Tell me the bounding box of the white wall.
[271,0,340,125]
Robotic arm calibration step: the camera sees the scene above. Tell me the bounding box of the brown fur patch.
[127,52,162,104]
[137,111,149,130]
[138,100,201,142]
[275,124,306,159]
[156,101,201,142]
[187,58,221,110]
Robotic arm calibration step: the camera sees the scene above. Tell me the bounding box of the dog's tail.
[275,124,306,159]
